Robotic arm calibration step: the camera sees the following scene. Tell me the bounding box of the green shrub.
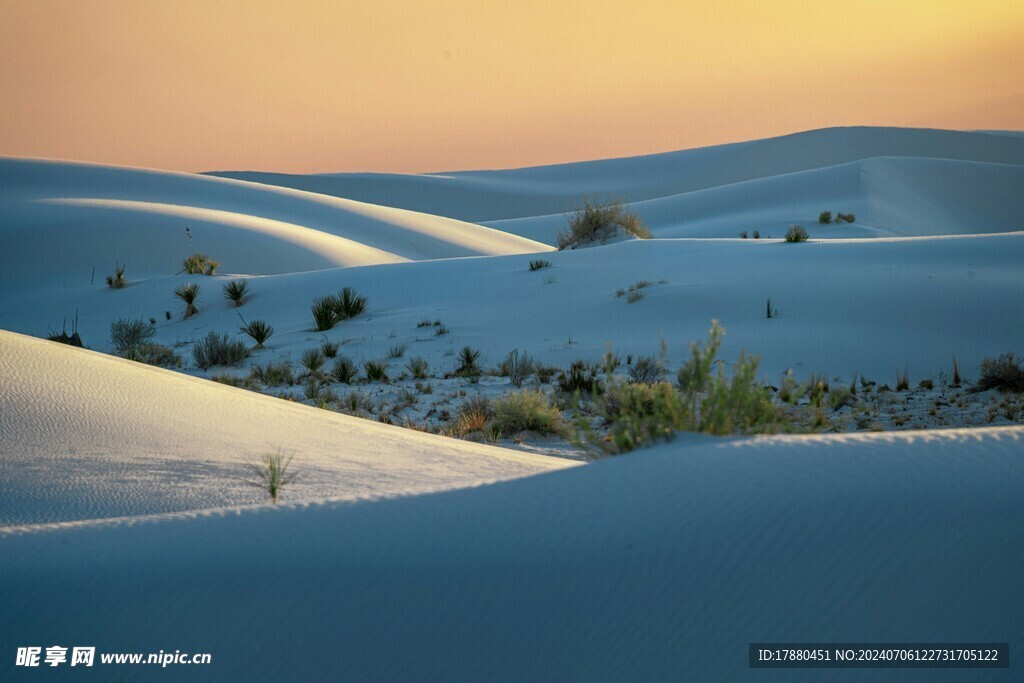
[492,390,564,436]
[334,287,368,319]
[696,351,776,434]
[677,321,723,393]
[300,348,326,376]
[628,356,664,384]
[192,331,250,370]
[556,361,602,396]
[364,358,390,383]
[406,356,430,380]
[125,342,181,368]
[529,259,552,271]
[106,263,127,289]
[597,381,690,453]
[246,452,298,504]
[182,253,219,275]
[223,280,248,306]
[454,346,482,377]
[311,297,340,331]
[895,366,910,392]
[626,290,644,304]
[556,195,651,250]
[110,317,156,355]
[784,225,808,243]
[976,353,1024,393]
[387,342,409,359]
[240,319,273,349]
[752,230,760,239]
[320,340,340,358]
[249,362,293,387]
[331,356,359,384]
[174,282,201,318]
[818,211,832,224]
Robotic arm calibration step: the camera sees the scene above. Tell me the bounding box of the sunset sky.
[1,0,1022,173]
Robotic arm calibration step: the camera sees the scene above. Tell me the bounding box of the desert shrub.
[828,386,854,411]
[405,356,430,380]
[387,342,409,359]
[529,259,552,271]
[320,340,340,358]
[110,317,156,355]
[192,331,250,369]
[597,381,690,453]
[556,361,602,396]
[311,297,340,331]
[952,356,962,387]
[895,366,910,392]
[334,287,368,319]
[629,356,664,385]
[453,396,494,437]
[626,290,644,304]
[918,379,934,391]
[976,353,1024,393]
[435,323,450,336]
[837,212,856,223]
[752,230,760,239]
[697,351,776,434]
[249,362,293,387]
[339,390,373,415]
[778,370,801,404]
[818,211,832,224]
[330,356,359,384]
[300,348,326,376]
[677,321,723,393]
[556,195,651,250]
[492,390,564,436]
[498,349,536,388]
[739,230,748,239]
[766,298,777,319]
[182,253,219,275]
[364,358,390,383]
[246,452,298,504]
[223,280,248,306]
[417,318,435,328]
[454,346,482,377]
[106,263,127,289]
[124,342,181,367]
[174,282,201,318]
[240,319,273,349]
[784,225,808,243]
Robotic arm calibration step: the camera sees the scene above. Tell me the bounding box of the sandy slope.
[3,233,1021,385]
[1,427,1020,680]
[0,331,575,526]
[0,156,550,284]
[210,127,1024,224]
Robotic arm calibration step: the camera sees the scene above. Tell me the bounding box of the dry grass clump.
[557,195,651,250]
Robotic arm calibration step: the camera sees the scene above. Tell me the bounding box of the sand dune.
[0,156,551,284]
[2,426,1020,680]
[0,330,574,527]
[210,127,1024,223]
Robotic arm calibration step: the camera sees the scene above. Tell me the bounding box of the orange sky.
[1,0,1022,173]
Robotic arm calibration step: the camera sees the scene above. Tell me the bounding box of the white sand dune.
[3,232,1021,385]
[0,156,551,284]
[1,426,1020,680]
[210,126,1024,226]
[0,330,575,527]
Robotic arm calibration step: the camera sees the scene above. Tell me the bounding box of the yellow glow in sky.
[1,0,1022,172]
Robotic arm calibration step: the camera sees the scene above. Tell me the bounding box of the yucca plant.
[311,296,340,331]
[321,340,340,358]
[174,282,200,318]
[331,356,359,384]
[334,287,368,319]
[106,262,127,289]
[246,452,299,504]
[529,259,551,271]
[182,253,219,275]
[364,358,390,383]
[455,346,482,377]
[406,356,430,380]
[300,348,326,377]
[240,319,273,349]
[249,361,293,387]
[387,342,409,359]
[223,280,248,306]
[784,225,809,243]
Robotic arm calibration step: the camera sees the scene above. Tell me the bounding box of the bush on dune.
[492,390,564,437]
[182,253,219,276]
[556,195,651,250]
[976,352,1024,393]
[192,331,250,370]
[784,225,808,243]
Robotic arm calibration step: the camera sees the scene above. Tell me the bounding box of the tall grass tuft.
[529,259,552,271]
[246,452,299,504]
[364,358,390,383]
[320,340,340,358]
[174,282,201,318]
[300,348,326,377]
[454,346,482,377]
[192,331,250,369]
[223,280,248,306]
[498,349,535,388]
[331,356,359,384]
[106,263,127,289]
[556,195,651,250]
[334,287,368,319]
[784,225,809,243]
[895,366,910,392]
[492,390,564,436]
[311,296,340,331]
[406,356,430,380]
[240,319,273,348]
[976,353,1024,393]
[182,253,219,275]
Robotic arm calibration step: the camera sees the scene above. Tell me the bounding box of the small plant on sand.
[333,287,368,319]
[556,195,651,249]
[452,396,494,438]
[529,259,552,271]
[174,282,201,318]
[106,262,127,289]
[752,230,760,239]
[299,348,326,377]
[320,340,340,358]
[895,366,910,392]
[192,331,250,369]
[739,230,749,239]
[784,225,809,243]
[818,211,832,224]
[492,390,564,437]
[454,346,482,377]
[556,361,602,396]
[331,356,359,384]
[246,452,299,504]
[406,356,430,380]
[240,319,273,349]
[311,296,341,331]
[498,349,536,388]
[110,317,156,355]
[223,280,248,306]
[182,253,219,275]
[836,212,856,223]
[364,358,390,383]
[976,352,1024,393]
[766,298,778,319]
[677,321,723,394]
[387,341,409,359]
[626,289,644,304]
[249,361,293,387]
[628,356,664,385]
[594,380,689,453]
[952,356,962,387]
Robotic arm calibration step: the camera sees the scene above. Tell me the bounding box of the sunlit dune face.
[0,0,1022,173]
